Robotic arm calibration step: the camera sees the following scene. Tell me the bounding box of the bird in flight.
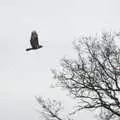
[26,31,43,51]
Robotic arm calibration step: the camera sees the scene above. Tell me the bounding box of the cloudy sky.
[0,0,120,120]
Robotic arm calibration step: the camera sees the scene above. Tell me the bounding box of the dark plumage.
[26,31,43,51]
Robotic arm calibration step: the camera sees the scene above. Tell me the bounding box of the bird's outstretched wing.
[26,45,43,51]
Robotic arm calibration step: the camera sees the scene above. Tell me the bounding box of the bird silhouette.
[26,31,43,51]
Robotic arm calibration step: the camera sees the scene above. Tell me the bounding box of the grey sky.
[0,0,120,120]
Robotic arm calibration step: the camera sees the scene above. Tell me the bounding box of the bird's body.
[26,31,43,51]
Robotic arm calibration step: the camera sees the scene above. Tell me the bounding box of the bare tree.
[51,32,120,120]
[36,96,73,120]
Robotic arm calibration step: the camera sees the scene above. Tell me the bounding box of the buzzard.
[26,31,43,51]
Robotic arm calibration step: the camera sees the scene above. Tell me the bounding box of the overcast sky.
[0,0,120,120]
